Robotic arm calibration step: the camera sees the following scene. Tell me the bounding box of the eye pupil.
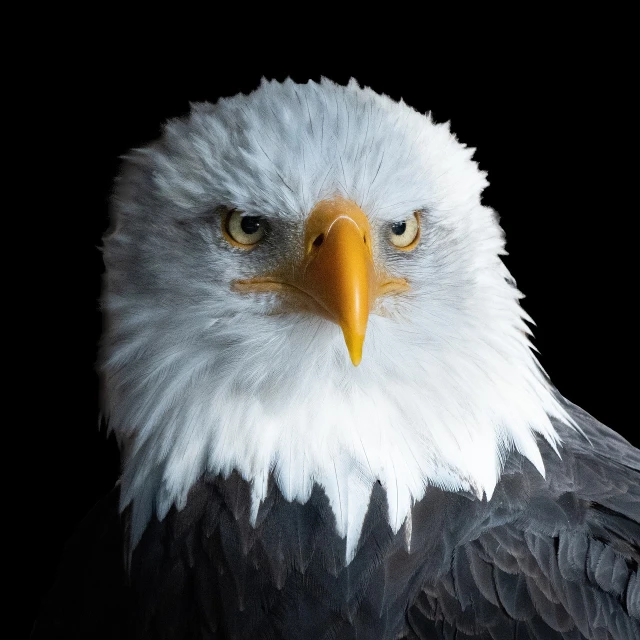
[240,216,261,235]
[389,213,420,250]
[391,221,407,236]
[223,210,266,248]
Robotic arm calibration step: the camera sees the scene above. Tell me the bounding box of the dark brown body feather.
[33,400,640,639]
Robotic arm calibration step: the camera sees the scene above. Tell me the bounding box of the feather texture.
[34,400,640,639]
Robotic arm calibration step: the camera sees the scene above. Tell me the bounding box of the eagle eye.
[389,212,420,250]
[223,210,266,248]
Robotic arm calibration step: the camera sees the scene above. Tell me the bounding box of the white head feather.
[101,77,572,561]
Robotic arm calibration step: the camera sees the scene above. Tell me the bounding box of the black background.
[29,38,635,633]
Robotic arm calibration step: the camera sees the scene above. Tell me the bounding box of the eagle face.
[102,78,570,557]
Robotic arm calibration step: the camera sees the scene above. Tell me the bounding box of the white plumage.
[102,77,572,561]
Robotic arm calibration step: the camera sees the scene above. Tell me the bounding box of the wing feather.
[407,399,640,640]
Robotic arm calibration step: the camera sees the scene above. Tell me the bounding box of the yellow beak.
[233,197,410,366]
[300,198,375,366]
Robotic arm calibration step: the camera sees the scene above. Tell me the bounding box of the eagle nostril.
[313,233,325,248]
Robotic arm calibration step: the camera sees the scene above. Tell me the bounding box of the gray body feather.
[33,398,640,639]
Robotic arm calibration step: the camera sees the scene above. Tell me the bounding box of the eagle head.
[101,78,570,559]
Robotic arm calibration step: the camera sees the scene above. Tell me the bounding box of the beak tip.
[344,331,365,367]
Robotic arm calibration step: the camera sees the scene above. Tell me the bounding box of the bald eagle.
[33,79,639,639]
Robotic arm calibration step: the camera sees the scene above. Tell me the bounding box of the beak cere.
[300,198,376,366]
